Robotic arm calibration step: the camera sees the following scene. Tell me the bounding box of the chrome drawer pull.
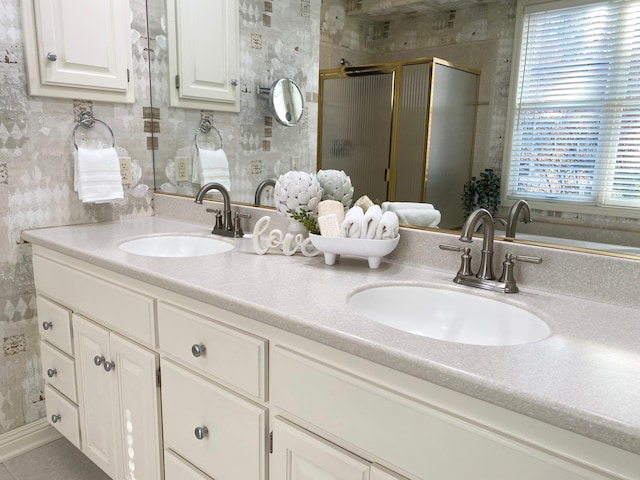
[47,368,57,378]
[194,426,209,440]
[42,321,53,330]
[51,414,61,423]
[191,343,206,358]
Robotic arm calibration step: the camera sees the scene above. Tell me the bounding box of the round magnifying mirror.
[270,79,304,126]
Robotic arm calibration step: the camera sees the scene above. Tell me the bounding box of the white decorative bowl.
[308,234,400,269]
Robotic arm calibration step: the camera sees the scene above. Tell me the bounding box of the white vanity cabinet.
[30,246,640,480]
[166,0,240,111]
[20,0,134,103]
[32,253,162,480]
[73,315,161,480]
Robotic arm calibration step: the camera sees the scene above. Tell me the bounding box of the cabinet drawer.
[40,342,77,403]
[158,302,266,400]
[33,255,156,347]
[45,384,80,449]
[161,360,267,480]
[272,346,610,480]
[165,450,213,480]
[37,296,73,355]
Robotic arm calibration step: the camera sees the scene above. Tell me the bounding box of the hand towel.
[394,208,441,228]
[195,148,231,191]
[375,211,400,240]
[381,201,435,212]
[340,206,364,238]
[74,147,123,203]
[361,204,382,239]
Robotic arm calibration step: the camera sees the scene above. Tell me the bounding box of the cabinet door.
[110,333,162,480]
[167,0,240,111]
[271,417,370,480]
[73,315,119,478]
[22,0,134,102]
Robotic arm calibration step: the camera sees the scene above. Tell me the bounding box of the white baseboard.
[0,419,62,463]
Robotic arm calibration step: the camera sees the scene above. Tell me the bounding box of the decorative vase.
[273,171,323,218]
[317,169,354,209]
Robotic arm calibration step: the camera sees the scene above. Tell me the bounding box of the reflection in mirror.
[146,0,640,258]
[261,79,305,126]
[318,59,479,229]
[147,0,320,202]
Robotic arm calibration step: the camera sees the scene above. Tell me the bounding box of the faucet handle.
[513,254,542,264]
[233,211,251,238]
[439,244,474,277]
[498,253,542,293]
[206,208,224,231]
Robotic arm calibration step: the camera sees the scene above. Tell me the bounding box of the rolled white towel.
[340,206,364,238]
[395,208,441,228]
[361,204,382,239]
[375,211,399,240]
[381,201,435,212]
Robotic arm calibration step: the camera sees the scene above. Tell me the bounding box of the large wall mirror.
[144,0,640,259]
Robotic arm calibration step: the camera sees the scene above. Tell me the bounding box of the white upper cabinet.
[21,0,134,103]
[167,0,240,111]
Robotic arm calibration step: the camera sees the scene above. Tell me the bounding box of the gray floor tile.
[0,465,17,480]
[3,438,107,480]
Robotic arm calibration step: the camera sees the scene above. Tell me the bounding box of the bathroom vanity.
[23,215,640,480]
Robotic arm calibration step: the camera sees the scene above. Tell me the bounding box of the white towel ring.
[194,118,223,151]
[72,111,115,150]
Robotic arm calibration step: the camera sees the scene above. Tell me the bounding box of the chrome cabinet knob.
[194,426,209,440]
[46,52,57,62]
[42,321,53,330]
[191,343,206,358]
[51,414,61,423]
[47,368,57,378]
[230,79,238,86]
[103,361,115,372]
[94,355,105,367]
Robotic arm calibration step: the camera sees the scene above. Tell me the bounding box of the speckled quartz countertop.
[22,215,640,456]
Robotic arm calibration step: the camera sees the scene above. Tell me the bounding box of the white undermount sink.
[118,234,234,258]
[348,285,550,346]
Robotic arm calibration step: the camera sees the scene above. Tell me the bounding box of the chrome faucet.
[195,182,234,236]
[254,179,276,206]
[439,207,542,293]
[460,208,495,280]
[505,200,532,239]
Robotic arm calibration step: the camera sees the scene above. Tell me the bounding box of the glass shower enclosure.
[318,58,480,229]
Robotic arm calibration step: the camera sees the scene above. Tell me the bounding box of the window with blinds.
[506,0,640,209]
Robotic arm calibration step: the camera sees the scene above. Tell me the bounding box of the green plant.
[461,168,501,219]
[288,209,319,234]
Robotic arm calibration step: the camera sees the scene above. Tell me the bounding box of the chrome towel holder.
[72,111,115,150]
[194,118,223,151]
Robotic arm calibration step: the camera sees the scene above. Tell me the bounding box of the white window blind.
[507,0,640,208]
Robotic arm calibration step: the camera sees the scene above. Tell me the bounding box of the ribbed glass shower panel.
[395,63,431,202]
[320,73,394,202]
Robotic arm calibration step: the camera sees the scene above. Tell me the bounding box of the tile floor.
[0,438,109,480]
